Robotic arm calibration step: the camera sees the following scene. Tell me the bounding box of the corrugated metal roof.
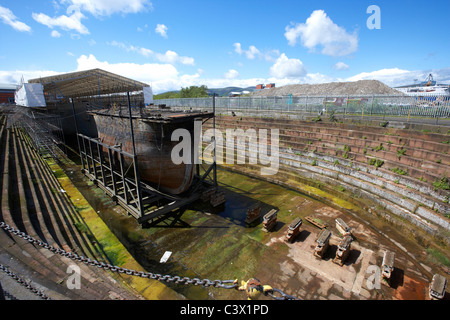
[28,68,149,99]
[0,83,19,91]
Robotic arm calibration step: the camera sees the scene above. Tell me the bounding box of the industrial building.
[0,83,18,104]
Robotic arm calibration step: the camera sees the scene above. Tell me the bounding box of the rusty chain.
[0,264,51,300]
[267,288,299,300]
[0,221,237,290]
[0,221,298,300]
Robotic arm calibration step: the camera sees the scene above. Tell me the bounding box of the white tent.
[14,83,46,107]
[143,86,153,105]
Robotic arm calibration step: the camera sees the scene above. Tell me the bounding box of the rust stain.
[92,111,201,194]
[394,275,428,300]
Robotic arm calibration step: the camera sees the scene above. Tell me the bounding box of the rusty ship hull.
[91,108,213,195]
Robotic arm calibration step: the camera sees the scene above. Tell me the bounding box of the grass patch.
[368,158,384,168]
[390,167,408,175]
[374,143,385,152]
[397,148,407,159]
[426,248,450,267]
[433,176,450,190]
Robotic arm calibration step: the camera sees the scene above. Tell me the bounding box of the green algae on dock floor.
[51,153,445,300]
[54,153,350,299]
[45,156,184,300]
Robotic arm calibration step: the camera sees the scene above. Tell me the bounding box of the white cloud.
[32,0,152,35]
[0,53,195,93]
[3,46,448,96]
[245,46,260,60]
[233,42,280,62]
[108,41,195,65]
[233,43,242,55]
[345,67,450,87]
[304,73,338,84]
[269,53,307,79]
[263,49,281,62]
[76,54,179,84]
[155,50,195,65]
[51,30,62,38]
[0,69,59,85]
[285,10,358,57]
[0,5,31,32]
[32,7,89,35]
[64,0,153,16]
[346,68,410,86]
[233,43,280,62]
[333,62,350,71]
[108,40,153,56]
[224,69,239,79]
[155,23,168,38]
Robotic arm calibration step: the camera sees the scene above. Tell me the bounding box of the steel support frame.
[78,133,144,220]
[75,93,220,227]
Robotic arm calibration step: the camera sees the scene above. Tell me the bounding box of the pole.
[213,93,217,187]
[127,92,144,216]
[127,92,138,158]
[71,98,84,170]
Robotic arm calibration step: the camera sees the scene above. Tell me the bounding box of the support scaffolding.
[5,105,66,160]
[76,94,222,227]
[77,131,220,227]
[27,69,223,227]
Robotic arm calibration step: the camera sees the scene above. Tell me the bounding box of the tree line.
[154,85,209,100]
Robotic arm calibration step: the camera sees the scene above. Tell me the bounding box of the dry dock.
[1,108,449,300]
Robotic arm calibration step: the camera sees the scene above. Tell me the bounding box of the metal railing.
[155,94,450,120]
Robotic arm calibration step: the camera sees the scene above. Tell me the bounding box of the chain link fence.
[155,95,450,120]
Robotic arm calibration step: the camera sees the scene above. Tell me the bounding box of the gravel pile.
[251,80,404,96]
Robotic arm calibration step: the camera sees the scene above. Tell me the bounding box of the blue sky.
[0,0,449,93]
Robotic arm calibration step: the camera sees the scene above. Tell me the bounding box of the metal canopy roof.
[28,68,149,99]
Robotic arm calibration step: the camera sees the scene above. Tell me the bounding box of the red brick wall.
[0,92,14,104]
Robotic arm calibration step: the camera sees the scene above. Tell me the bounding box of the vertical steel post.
[108,148,117,195]
[81,136,91,175]
[119,152,128,204]
[89,139,97,181]
[71,98,84,171]
[127,92,144,216]
[97,141,106,186]
[212,93,217,187]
